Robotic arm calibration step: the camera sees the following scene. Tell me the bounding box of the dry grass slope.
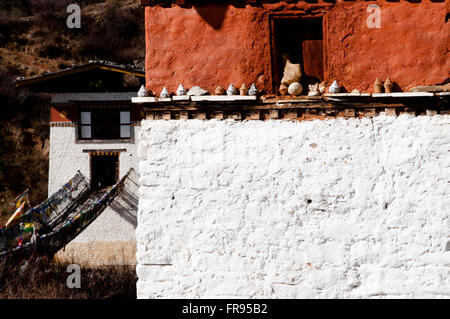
[0,258,137,299]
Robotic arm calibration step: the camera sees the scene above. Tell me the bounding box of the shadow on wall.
[109,170,139,228]
[194,5,229,30]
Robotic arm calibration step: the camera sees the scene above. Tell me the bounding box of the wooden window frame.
[269,12,328,95]
[79,111,92,139]
[119,110,132,139]
[78,108,132,141]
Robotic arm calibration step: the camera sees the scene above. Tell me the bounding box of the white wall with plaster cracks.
[137,115,450,298]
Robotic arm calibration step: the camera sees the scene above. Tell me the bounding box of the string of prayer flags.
[0,169,131,262]
[0,171,89,254]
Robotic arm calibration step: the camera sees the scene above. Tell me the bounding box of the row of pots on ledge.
[279,81,336,96]
[137,78,396,98]
[281,78,395,96]
[137,83,259,98]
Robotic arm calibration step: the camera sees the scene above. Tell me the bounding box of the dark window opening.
[90,154,119,190]
[271,17,324,94]
[79,109,131,140]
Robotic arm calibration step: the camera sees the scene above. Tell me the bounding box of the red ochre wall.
[51,106,78,123]
[50,105,143,123]
[145,1,449,94]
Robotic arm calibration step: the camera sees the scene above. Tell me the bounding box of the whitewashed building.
[16,61,145,265]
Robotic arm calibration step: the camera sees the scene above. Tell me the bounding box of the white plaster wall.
[48,125,140,243]
[137,114,450,298]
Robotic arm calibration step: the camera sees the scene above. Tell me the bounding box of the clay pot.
[288,82,303,96]
[384,78,393,93]
[279,83,288,96]
[215,86,226,95]
[176,84,187,96]
[319,81,327,94]
[240,83,248,96]
[227,84,237,96]
[307,83,319,96]
[374,78,383,93]
[160,87,170,98]
[248,83,258,96]
[137,85,147,97]
[329,80,340,93]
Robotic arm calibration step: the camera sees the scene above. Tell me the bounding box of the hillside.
[0,0,145,224]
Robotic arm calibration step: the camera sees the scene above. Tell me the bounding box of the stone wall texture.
[145,2,449,94]
[49,126,140,265]
[137,114,450,298]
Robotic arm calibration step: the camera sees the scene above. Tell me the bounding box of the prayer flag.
[5,202,26,228]
[20,223,34,233]
[14,189,29,209]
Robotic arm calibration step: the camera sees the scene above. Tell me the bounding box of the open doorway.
[90,153,119,190]
[270,16,324,94]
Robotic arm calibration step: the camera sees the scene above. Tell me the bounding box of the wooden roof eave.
[15,63,145,87]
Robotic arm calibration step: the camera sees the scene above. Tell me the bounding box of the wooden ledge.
[191,95,257,102]
[132,97,157,103]
[132,95,258,103]
[372,92,435,98]
[133,92,448,106]
[324,93,371,97]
